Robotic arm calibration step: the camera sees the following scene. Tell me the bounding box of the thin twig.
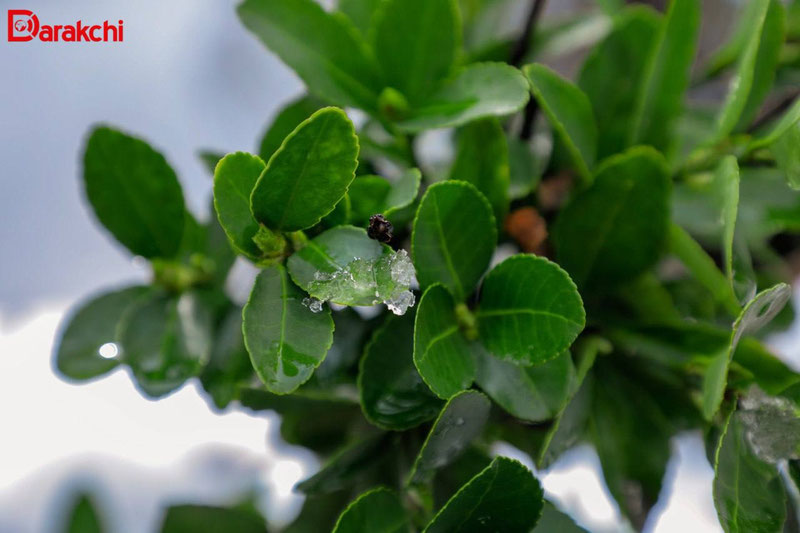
[512,0,548,140]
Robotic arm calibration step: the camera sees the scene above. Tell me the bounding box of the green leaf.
[258,96,324,161]
[65,494,104,533]
[213,152,267,260]
[237,0,382,111]
[578,6,661,159]
[120,291,213,398]
[412,181,496,300]
[536,502,587,532]
[242,265,334,395]
[296,433,389,495]
[424,457,544,533]
[629,0,700,153]
[397,63,530,132]
[359,311,443,430]
[702,283,792,420]
[287,226,414,310]
[371,0,460,104]
[771,122,800,190]
[711,156,741,287]
[408,390,491,486]
[333,488,410,533]
[347,170,421,226]
[507,137,542,200]
[338,0,384,35]
[553,146,670,289]
[714,0,785,140]
[56,286,149,381]
[713,410,786,533]
[523,63,597,184]
[449,118,510,223]
[475,350,576,423]
[749,97,800,150]
[160,504,267,533]
[200,306,253,409]
[199,151,224,176]
[251,107,359,231]
[477,254,585,366]
[83,126,185,259]
[384,168,422,218]
[414,284,478,399]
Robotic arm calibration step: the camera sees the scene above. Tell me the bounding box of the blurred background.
[1,0,794,531]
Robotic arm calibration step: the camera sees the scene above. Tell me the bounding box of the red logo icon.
[7,10,123,43]
[8,9,38,41]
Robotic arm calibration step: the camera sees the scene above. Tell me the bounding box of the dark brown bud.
[367,214,393,243]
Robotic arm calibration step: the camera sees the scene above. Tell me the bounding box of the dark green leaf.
[407,390,491,486]
[283,493,352,533]
[65,494,104,533]
[242,265,334,395]
[523,63,597,184]
[56,286,149,380]
[296,433,388,495]
[237,0,382,110]
[347,170,422,226]
[258,96,324,161]
[200,306,253,409]
[398,63,530,132]
[199,151,224,175]
[507,138,542,200]
[332,488,410,533]
[713,411,786,533]
[553,146,670,289]
[772,122,800,190]
[412,181,496,300]
[371,0,459,104]
[535,502,587,532]
[476,254,585,366]
[424,457,544,533]
[160,504,267,533]
[213,152,266,260]
[414,284,478,399]
[83,126,185,259]
[450,118,509,223]
[359,311,443,430]
[251,107,358,232]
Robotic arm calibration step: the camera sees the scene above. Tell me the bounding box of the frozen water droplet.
[302,297,324,313]
[386,290,415,316]
[740,386,800,463]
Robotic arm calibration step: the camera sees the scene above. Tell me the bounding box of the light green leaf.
[424,457,544,533]
[553,146,670,289]
[714,0,785,140]
[414,284,477,399]
[523,63,597,185]
[711,156,740,287]
[347,169,422,225]
[359,311,443,430]
[477,254,585,366]
[450,118,510,223]
[749,97,800,151]
[384,168,422,218]
[371,0,460,104]
[578,6,661,159]
[408,390,491,486]
[338,0,385,35]
[287,226,415,310]
[213,152,266,260]
[251,107,359,231]
[475,350,576,422]
[702,283,792,419]
[397,63,530,132]
[242,265,334,395]
[772,122,800,190]
[83,126,185,259]
[629,0,700,153]
[237,0,382,110]
[258,95,324,161]
[333,488,410,533]
[412,181,496,300]
[713,410,786,533]
[160,504,267,533]
[56,286,150,381]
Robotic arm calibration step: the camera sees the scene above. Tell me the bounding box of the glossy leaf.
[449,118,510,222]
[242,265,334,395]
[371,0,459,104]
[408,390,491,486]
[56,286,149,380]
[238,0,382,110]
[523,63,597,184]
[475,350,575,422]
[83,126,185,259]
[629,0,700,153]
[414,284,477,399]
[476,255,585,366]
[553,146,670,289]
[771,122,800,190]
[713,411,786,533]
[213,152,266,260]
[359,311,443,430]
[578,6,660,159]
[160,504,267,533]
[397,63,529,132]
[333,488,410,533]
[251,107,359,231]
[258,95,324,161]
[702,283,792,420]
[424,457,544,533]
[412,181,496,300]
